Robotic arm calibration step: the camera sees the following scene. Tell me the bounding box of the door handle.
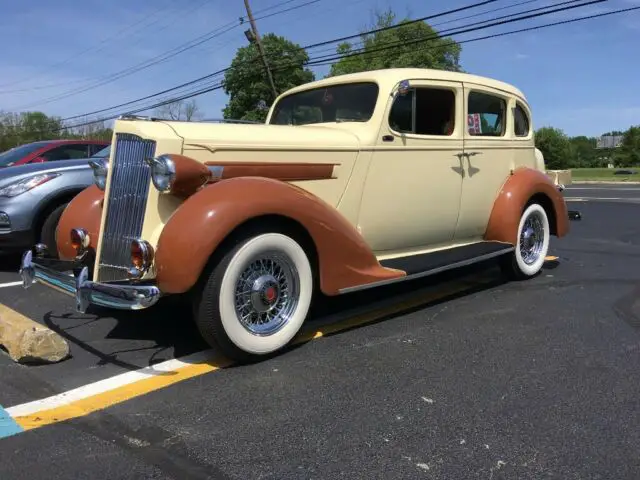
[464,151,482,157]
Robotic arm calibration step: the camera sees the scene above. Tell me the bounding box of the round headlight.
[88,159,108,191]
[149,155,176,192]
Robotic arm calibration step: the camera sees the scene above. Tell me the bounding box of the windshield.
[0,141,51,167]
[92,145,111,158]
[269,82,379,126]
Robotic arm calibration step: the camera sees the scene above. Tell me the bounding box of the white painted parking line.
[0,281,22,289]
[565,197,640,203]
[566,187,640,191]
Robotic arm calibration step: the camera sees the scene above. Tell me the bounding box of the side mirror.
[32,156,46,164]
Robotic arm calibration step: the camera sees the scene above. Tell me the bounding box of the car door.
[454,82,516,241]
[357,79,465,254]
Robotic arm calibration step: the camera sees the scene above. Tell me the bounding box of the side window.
[513,103,530,137]
[88,144,106,156]
[389,87,456,136]
[467,91,506,137]
[42,144,89,161]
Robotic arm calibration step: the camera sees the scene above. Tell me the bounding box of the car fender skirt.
[56,185,104,259]
[154,177,405,295]
[484,167,569,245]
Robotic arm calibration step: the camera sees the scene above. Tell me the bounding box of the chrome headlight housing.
[0,173,60,198]
[145,155,176,192]
[88,158,108,190]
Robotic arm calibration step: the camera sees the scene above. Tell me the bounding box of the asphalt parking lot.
[1,183,639,479]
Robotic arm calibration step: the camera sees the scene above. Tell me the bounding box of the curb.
[0,304,70,365]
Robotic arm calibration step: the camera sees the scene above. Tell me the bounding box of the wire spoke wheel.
[519,210,546,265]
[234,253,300,336]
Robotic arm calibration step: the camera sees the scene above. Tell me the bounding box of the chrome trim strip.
[337,247,514,295]
[97,133,156,282]
[20,250,160,312]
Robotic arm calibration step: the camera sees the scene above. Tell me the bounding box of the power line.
[57,0,498,122]
[304,0,602,66]
[21,0,636,136]
[2,0,327,104]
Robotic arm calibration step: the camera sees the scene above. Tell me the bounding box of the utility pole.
[243,0,278,100]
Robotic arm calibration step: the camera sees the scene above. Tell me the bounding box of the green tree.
[0,111,64,151]
[612,126,640,167]
[222,33,315,122]
[328,9,462,78]
[569,135,599,168]
[535,127,574,170]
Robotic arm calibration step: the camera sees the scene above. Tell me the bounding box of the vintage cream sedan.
[20,68,573,362]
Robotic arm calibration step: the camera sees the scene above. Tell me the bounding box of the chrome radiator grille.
[97,133,156,282]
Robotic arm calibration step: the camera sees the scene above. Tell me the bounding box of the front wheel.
[500,202,550,279]
[193,232,314,363]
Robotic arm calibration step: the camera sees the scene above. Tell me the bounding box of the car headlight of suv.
[0,173,60,198]
[88,158,108,190]
[145,155,176,192]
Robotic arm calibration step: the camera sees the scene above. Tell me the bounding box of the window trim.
[513,101,531,138]
[465,89,509,138]
[386,85,458,138]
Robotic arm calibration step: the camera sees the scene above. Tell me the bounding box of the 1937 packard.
[20,68,576,362]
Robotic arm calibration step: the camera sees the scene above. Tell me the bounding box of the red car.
[0,139,109,168]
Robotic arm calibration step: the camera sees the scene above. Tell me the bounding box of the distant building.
[596,135,624,149]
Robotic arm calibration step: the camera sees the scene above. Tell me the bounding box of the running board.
[338,241,514,294]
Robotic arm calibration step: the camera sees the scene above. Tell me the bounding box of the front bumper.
[19,249,161,313]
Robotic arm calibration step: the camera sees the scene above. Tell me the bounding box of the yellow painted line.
[7,271,498,432]
[13,356,231,430]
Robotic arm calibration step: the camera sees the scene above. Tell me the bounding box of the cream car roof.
[277,68,527,102]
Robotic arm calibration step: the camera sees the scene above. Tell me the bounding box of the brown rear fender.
[484,167,569,245]
[56,185,104,259]
[154,177,405,295]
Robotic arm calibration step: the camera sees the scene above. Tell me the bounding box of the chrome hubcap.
[519,212,545,265]
[234,254,299,336]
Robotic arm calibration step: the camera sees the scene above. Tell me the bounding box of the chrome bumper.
[19,250,161,313]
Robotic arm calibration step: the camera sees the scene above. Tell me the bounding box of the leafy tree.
[534,126,574,170]
[222,33,315,122]
[612,125,640,167]
[328,9,462,77]
[154,99,203,121]
[569,135,599,168]
[0,111,64,151]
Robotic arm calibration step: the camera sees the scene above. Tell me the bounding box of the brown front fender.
[484,167,569,245]
[56,185,104,260]
[154,177,405,295]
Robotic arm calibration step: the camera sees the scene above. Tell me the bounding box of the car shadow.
[0,253,21,274]
[38,260,509,373]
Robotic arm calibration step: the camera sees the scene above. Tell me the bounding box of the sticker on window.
[467,113,482,135]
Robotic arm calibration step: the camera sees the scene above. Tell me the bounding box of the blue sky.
[0,0,638,137]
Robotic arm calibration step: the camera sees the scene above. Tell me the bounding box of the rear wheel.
[193,231,314,363]
[500,203,550,279]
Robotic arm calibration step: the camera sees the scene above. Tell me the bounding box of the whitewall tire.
[502,203,550,279]
[194,232,314,362]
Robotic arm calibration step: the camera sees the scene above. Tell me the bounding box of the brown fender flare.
[154,177,405,295]
[56,185,104,260]
[484,167,569,245]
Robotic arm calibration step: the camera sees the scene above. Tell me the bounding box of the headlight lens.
[88,158,108,190]
[0,173,60,198]
[147,155,176,192]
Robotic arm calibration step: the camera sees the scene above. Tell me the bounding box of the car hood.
[0,158,91,189]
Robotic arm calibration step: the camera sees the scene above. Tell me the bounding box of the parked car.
[20,68,578,363]
[0,139,109,168]
[0,146,110,255]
